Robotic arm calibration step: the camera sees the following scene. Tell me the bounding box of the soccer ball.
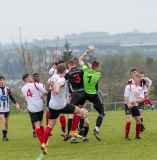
[87,45,94,52]
[81,108,88,118]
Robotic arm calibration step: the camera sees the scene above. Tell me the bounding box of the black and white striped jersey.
[0,86,16,112]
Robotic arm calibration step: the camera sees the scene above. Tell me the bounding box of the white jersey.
[21,82,47,112]
[128,78,134,84]
[124,84,144,106]
[143,76,152,92]
[38,82,45,96]
[48,74,66,110]
[49,68,57,76]
[48,67,69,92]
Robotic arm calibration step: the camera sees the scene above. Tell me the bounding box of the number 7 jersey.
[82,64,101,94]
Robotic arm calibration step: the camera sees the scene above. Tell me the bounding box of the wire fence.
[9,101,157,114]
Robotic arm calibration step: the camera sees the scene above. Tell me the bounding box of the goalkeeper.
[78,46,105,141]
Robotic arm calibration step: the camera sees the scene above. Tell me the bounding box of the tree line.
[0,39,157,104]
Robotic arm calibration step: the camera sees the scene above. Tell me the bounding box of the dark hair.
[131,68,137,72]
[0,76,5,80]
[140,71,144,74]
[33,73,39,77]
[22,74,30,81]
[57,64,66,74]
[58,61,65,64]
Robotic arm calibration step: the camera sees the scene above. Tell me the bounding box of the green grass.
[1,110,157,160]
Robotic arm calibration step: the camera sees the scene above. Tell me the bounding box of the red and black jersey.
[67,67,84,93]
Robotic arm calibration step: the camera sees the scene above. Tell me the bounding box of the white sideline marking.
[36,152,44,160]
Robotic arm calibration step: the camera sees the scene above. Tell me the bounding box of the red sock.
[60,115,66,133]
[136,124,141,138]
[125,122,131,138]
[32,123,35,131]
[40,126,44,136]
[43,126,52,144]
[71,115,81,131]
[46,111,50,125]
[36,128,43,144]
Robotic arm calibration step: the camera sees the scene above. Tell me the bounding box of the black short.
[0,112,10,118]
[85,92,105,117]
[46,89,51,108]
[138,101,144,110]
[49,103,75,119]
[124,104,140,117]
[70,91,86,106]
[29,110,44,123]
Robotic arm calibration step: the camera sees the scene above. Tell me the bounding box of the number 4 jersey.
[82,64,101,94]
[21,82,47,112]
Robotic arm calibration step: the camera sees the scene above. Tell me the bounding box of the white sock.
[82,136,86,140]
[71,137,75,140]
[95,126,99,132]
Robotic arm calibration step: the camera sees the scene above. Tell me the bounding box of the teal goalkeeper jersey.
[82,64,101,94]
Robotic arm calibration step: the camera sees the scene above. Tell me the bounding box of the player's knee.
[84,120,89,126]
[99,112,105,118]
[127,118,132,123]
[2,120,7,126]
[99,114,104,119]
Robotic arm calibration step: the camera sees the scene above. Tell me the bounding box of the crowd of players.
[0,46,153,155]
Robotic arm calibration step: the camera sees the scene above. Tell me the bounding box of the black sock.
[141,118,143,123]
[96,116,103,128]
[67,118,72,134]
[141,123,144,130]
[83,126,89,137]
[141,118,144,129]
[2,130,7,137]
[79,118,84,129]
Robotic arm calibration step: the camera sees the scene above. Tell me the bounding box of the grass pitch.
[1,110,157,160]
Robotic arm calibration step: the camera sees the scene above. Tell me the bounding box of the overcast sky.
[0,0,157,44]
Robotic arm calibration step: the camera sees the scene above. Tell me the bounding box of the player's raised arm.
[48,56,58,75]
[78,45,95,66]
[78,52,86,66]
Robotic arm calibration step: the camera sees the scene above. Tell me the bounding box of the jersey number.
[87,76,92,84]
[74,74,81,83]
[27,89,33,97]
[50,81,54,91]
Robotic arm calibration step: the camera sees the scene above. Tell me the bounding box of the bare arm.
[124,96,128,104]
[53,82,61,95]
[66,92,71,103]
[131,97,143,104]
[78,52,87,66]
[79,45,95,66]
[145,82,151,97]
[124,96,132,109]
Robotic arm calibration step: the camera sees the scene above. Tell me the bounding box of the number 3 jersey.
[0,86,17,112]
[21,82,46,112]
[47,74,67,110]
[66,67,84,93]
[82,64,101,94]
